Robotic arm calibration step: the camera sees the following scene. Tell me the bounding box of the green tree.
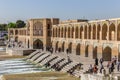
[7,22,16,28]
[16,20,26,28]
[0,24,7,31]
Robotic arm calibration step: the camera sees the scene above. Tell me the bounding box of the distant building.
[8,18,120,61]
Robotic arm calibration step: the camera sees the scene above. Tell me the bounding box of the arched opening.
[75,27,78,38]
[93,25,96,39]
[85,45,89,57]
[88,25,91,39]
[52,28,55,37]
[58,28,60,37]
[15,37,18,42]
[55,28,57,37]
[117,24,120,41]
[80,26,83,39]
[84,26,87,39]
[103,46,112,61]
[61,28,63,38]
[71,27,74,38]
[55,41,59,51]
[28,40,29,48]
[97,24,101,40]
[68,42,72,53]
[33,39,43,49]
[68,27,70,38]
[76,44,80,55]
[109,23,115,40]
[62,42,65,52]
[93,46,97,59]
[64,27,67,38]
[102,24,107,40]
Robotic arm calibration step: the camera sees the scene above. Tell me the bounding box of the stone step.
[34,53,50,63]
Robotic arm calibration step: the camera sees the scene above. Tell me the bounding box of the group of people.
[88,56,120,74]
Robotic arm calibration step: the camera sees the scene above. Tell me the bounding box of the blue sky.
[0,0,120,23]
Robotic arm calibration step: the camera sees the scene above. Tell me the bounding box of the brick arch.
[88,25,91,39]
[80,26,83,39]
[93,46,97,59]
[109,23,115,40]
[84,25,87,39]
[117,24,120,41]
[68,42,72,53]
[102,46,112,61]
[102,24,108,40]
[85,45,89,57]
[33,39,43,49]
[93,24,96,39]
[71,27,74,38]
[64,27,67,38]
[75,26,79,38]
[76,43,81,55]
[68,27,70,38]
[61,27,64,38]
[62,42,65,52]
[97,24,101,40]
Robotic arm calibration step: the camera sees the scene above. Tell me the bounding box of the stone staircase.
[33,53,50,63]
[40,55,58,66]
[61,62,81,72]
[50,57,65,68]
[26,50,40,59]
[29,52,45,62]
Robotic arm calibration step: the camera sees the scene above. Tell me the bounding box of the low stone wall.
[81,74,110,80]
[6,48,36,56]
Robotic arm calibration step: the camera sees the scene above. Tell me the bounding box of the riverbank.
[1,71,80,80]
[0,51,80,80]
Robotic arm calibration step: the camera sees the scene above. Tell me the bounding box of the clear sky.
[0,0,120,23]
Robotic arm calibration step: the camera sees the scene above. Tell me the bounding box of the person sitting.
[93,65,98,74]
[88,64,93,73]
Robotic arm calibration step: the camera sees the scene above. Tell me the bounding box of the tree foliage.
[16,20,26,28]
[7,22,16,28]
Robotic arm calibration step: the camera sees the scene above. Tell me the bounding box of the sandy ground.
[0,51,25,60]
[1,72,80,80]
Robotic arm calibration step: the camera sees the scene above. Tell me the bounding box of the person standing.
[95,58,98,66]
[117,61,120,71]
[100,64,104,73]
[100,58,104,65]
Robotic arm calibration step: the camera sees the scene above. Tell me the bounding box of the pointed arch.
[102,24,108,40]
[62,42,65,52]
[80,26,83,39]
[61,27,63,38]
[68,27,70,38]
[75,26,78,38]
[109,23,115,40]
[84,26,87,39]
[76,44,81,55]
[33,39,43,49]
[93,46,97,59]
[97,24,101,40]
[85,45,89,57]
[64,27,67,38]
[93,25,96,39]
[88,25,91,39]
[103,46,112,61]
[68,42,72,53]
[117,24,120,41]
